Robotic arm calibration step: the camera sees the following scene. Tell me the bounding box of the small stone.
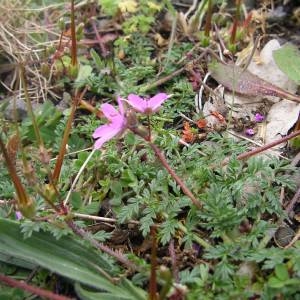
[4,97,27,121]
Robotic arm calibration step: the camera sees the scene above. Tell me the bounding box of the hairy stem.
[130,128,202,208]
[0,273,72,300]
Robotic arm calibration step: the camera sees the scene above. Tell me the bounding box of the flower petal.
[117,96,125,116]
[92,124,111,139]
[127,94,147,113]
[93,127,120,149]
[148,93,169,112]
[101,103,121,120]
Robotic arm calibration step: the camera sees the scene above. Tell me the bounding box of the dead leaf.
[209,60,300,103]
[265,100,300,145]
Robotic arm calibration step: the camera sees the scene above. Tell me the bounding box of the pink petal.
[148,93,169,112]
[93,127,120,149]
[117,96,125,116]
[92,124,111,139]
[127,94,147,113]
[101,103,121,120]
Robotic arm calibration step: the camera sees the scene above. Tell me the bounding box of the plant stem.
[204,0,212,38]
[52,88,87,184]
[149,142,202,208]
[70,0,77,66]
[149,227,158,300]
[66,220,140,272]
[147,115,152,140]
[0,273,72,300]
[19,64,44,148]
[0,136,31,207]
[130,128,202,208]
[234,129,300,163]
[177,222,211,249]
[230,0,241,46]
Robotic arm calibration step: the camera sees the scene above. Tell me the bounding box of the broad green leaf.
[0,252,36,270]
[0,218,115,290]
[75,280,147,300]
[273,43,300,84]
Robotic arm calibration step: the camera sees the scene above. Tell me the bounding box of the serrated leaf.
[90,48,104,71]
[0,218,116,290]
[273,43,300,84]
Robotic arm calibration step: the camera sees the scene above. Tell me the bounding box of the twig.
[0,274,73,300]
[66,220,140,272]
[140,67,185,93]
[226,129,288,160]
[64,148,97,205]
[222,129,300,165]
[285,227,300,249]
[73,212,139,224]
[169,239,179,283]
[285,186,300,215]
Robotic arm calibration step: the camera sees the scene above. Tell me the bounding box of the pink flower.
[127,93,169,114]
[245,128,255,136]
[254,113,264,122]
[93,97,127,149]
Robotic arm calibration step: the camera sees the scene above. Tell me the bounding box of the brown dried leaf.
[209,61,300,103]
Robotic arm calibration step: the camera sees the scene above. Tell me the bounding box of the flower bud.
[68,64,79,79]
[18,198,36,219]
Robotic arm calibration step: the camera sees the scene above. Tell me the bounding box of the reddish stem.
[149,142,202,208]
[230,0,241,45]
[70,0,77,66]
[130,127,202,208]
[52,88,87,184]
[149,227,158,300]
[204,0,212,38]
[91,19,109,57]
[285,186,300,214]
[169,239,179,283]
[236,129,300,162]
[66,220,140,272]
[0,137,30,206]
[221,129,300,167]
[0,273,73,300]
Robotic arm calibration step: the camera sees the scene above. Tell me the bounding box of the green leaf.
[74,280,147,300]
[0,252,36,270]
[273,43,300,84]
[76,65,93,83]
[0,218,116,290]
[268,276,285,288]
[90,48,104,71]
[70,191,83,209]
[275,264,289,281]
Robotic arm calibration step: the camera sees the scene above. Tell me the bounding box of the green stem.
[19,65,44,148]
[177,222,211,249]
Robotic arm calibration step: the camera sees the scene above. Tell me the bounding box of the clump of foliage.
[1,0,300,299]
